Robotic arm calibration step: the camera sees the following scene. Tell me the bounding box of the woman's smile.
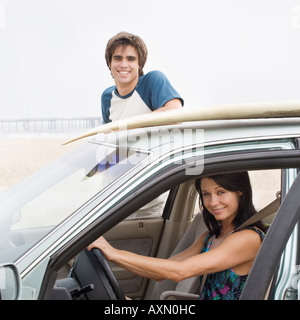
[212,207,226,214]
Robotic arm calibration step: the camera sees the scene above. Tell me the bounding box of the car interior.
[53,169,281,300]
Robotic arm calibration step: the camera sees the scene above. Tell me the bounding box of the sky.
[0,0,300,120]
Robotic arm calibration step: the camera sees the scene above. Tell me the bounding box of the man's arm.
[153,98,183,112]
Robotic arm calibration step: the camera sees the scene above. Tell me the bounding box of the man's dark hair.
[105,31,148,76]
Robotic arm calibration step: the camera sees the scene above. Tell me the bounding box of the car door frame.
[39,140,300,300]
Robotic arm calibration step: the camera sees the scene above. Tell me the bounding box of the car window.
[126,191,169,220]
[249,169,281,211]
[0,141,151,263]
[11,144,150,229]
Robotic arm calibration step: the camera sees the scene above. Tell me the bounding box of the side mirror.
[0,263,21,300]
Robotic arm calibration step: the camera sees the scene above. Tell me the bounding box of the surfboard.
[63,101,300,145]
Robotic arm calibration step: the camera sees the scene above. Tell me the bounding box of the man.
[101,32,184,124]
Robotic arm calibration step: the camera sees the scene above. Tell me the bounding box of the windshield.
[0,141,150,263]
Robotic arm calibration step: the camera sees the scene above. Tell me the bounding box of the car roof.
[87,118,300,155]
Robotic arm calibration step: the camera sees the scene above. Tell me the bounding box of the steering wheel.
[92,248,125,300]
[71,248,125,300]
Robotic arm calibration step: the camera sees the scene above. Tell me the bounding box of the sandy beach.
[0,136,83,191]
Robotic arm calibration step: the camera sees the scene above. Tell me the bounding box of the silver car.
[0,104,300,301]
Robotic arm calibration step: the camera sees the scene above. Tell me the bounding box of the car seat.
[148,212,206,299]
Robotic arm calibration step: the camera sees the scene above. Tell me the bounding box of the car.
[0,102,300,301]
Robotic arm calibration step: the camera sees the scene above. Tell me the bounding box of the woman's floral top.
[199,226,265,300]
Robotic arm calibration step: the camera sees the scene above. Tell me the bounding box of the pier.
[0,117,101,133]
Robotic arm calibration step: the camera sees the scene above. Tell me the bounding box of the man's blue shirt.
[101,70,183,124]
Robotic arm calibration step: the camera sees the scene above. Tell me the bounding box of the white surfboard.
[63,101,300,145]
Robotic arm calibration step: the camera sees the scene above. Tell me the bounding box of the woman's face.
[200,177,242,224]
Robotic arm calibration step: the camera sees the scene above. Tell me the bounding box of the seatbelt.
[235,192,281,232]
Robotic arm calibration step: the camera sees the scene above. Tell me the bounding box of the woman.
[88,172,267,300]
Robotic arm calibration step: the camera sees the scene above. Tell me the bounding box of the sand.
[0,136,83,191]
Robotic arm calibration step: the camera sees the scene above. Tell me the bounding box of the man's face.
[109,45,140,94]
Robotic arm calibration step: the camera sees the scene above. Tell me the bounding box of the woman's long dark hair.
[195,172,267,237]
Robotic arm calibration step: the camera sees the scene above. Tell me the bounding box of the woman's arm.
[168,231,208,262]
[87,236,184,281]
[87,229,262,282]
